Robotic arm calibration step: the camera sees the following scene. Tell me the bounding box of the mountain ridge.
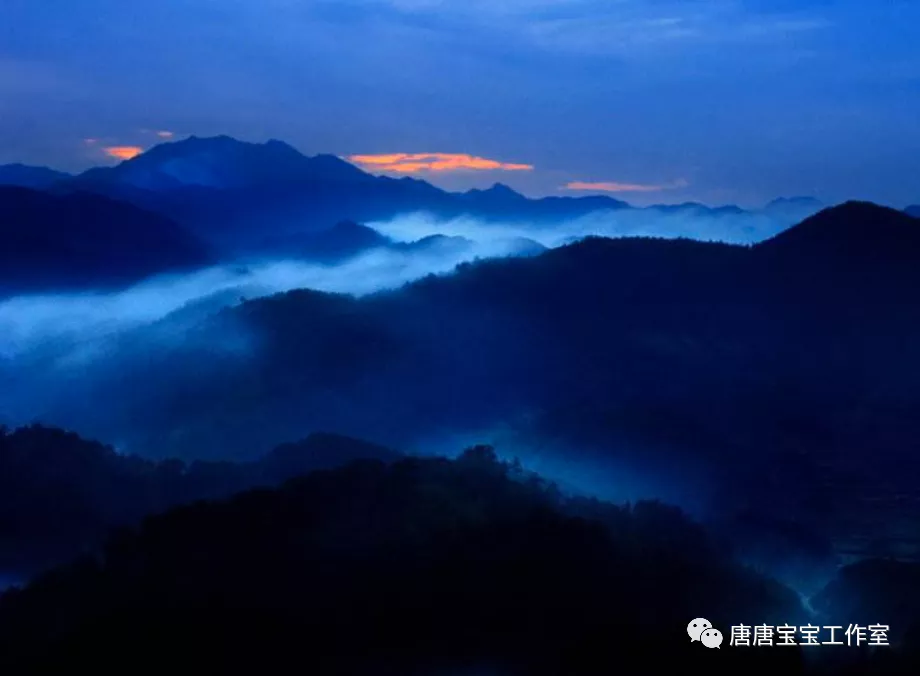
[0,164,72,190]
[0,186,212,293]
[0,136,824,252]
[754,200,920,262]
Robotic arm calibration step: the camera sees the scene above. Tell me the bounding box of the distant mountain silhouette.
[646,201,746,216]
[765,196,823,211]
[463,182,527,201]
[758,196,824,225]
[39,135,797,252]
[295,220,393,262]
[57,137,456,249]
[75,135,371,191]
[394,233,546,259]
[0,187,212,293]
[0,164,71,190]
[247,218,544,262]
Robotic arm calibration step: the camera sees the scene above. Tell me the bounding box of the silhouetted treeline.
[3,446,919,674]
[0,425,399,579]
[0,447,810,675]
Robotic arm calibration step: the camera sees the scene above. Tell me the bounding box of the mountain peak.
[486,182,522,196]
[464,182,525,200]
[755,200,920,259]
[766,196,823,208]
[75,135,372,190]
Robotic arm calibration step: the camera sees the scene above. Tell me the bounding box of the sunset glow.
[349,153,534,174]
[103,146,144,160]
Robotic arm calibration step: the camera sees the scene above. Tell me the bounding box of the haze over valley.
[3,1,920,672]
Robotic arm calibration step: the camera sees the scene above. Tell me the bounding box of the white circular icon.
[701,628,723,649]
[687,618,712,642]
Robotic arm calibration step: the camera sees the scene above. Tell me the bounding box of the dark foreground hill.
[0,187,211,293]
[0,425,400,580]
[0,447,807,675]
[2,446,919,674]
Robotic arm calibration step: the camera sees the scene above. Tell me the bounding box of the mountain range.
[255,219,545,263]
[1,136,829,255]
[2,135,920,577]
[2,136,920,672]
[0,135,836,294]
[7,138,917,244]
[10,198,915,578]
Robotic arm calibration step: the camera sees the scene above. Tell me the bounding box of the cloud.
[103,146,144,160]
[349,152,534,174]
[360,0,830,57]
[564,178,690,194]
[368,204,796,253]
[140,129,175,139]
[0,236,538,362]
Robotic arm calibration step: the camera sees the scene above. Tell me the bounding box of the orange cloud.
[103,146,144,160]
[348,153,533,174]
[564,178,689,193]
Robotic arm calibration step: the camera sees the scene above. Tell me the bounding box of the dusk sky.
[2,0,918,207]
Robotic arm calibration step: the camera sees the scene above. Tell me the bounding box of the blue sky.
[1,0,918,207]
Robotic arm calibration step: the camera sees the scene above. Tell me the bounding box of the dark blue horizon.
[1,0,919,209]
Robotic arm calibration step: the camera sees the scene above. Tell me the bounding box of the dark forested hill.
[756,201,920,269]
[0,447,812,675]
[3,445,919,674]
[0,425,400,580]
[2,196,920,672]
[0,187,211,293]
[35,201,920,573]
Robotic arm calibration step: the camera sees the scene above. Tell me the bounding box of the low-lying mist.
[369,205,794,247]
[1,203,800,361]
[0,206,804,451]
[0,205,861,600]
[0,223,547,438]
[0,234,527,360]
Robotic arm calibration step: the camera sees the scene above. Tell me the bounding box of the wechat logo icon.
[688,618,723,649]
